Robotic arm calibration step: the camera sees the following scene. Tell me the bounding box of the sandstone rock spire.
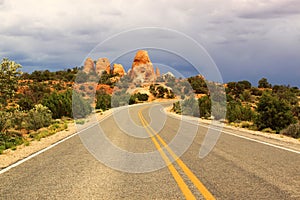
[130,50,156,84]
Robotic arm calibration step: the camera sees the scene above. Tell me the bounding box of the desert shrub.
[129,95,137,105]
[261,128,276,133]
[0,58,22,104]
[292,106,300,120]
[187,76,208,94]
[137,93,149,101]
[149,84,157,96]
[72,91,92,119]
[182,97,199,117]
[258,78,272,88]
[149,84,174,99]
[240,121,252,128]
[11,110,27,130]
[250,87,262,96]
[172,101,181,114]
[226,82,245,97]
[0,111,11,133]
[255,92,295,132]
[43,89,91,119]
[111,91,131,107]
[128,93,149,105]
[238,80,252,89]
[157,86,167,98]
[0,131,24,153]
[280,123,300,139]
[18,97,34,111]
[212,102,227,120]
[226,100,255,123]
[0,145,5,154]
[240,90,252,102]
[26,104,53,131]
[198,95,211,118]
[75,119,86,125]
[75,71,89,83]
[96,92,111,111]
[42,90,71,119]
[272,85,298,105]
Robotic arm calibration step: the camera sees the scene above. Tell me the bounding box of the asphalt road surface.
[0,102,299,199]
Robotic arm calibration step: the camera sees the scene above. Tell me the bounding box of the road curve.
[0,102,299,199]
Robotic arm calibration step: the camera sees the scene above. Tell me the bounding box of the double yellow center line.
[138,107,215,200]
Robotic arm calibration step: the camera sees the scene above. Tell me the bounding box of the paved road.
[0,103,299,199]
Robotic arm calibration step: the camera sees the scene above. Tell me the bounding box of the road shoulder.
[164,106,300,153]
[0,109,113,169]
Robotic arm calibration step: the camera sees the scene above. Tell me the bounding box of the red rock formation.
[96,58,111,75]
[130,50,156,84]
[96,84,113,94]
[83,58,95,74]
[112,64,125,77]
[155,67,160,77]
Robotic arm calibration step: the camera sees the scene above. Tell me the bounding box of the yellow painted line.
[139,107,215,200]
[138,111,196,200]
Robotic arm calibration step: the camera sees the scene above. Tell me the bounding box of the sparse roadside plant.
[171,101,182,114]
[198,95,211,118]
[96,92,111,111]
[27,104,53,131]
[0,58,22,106]
[261,128,276,133]
[280,123,300,139]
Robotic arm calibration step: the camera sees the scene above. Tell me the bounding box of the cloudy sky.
[1,0,300,86]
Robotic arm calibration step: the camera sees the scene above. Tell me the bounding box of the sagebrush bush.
[11,110,26,130]
[171,101,181,114]
[0,111,11,133]
[280,123,300,139]
[27,104,52,131]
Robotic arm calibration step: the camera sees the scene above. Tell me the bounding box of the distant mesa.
[129,50,156,84]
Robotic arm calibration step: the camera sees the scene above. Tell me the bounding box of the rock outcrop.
[112,64,125,77]
[162,72,175,81]
[130,50,156,84]
[96,58,111,75]
[96,84,113,94]
[83,58,95,74]
[155,67,160,77]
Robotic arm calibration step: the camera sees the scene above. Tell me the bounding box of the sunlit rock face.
[155,67,160,77]
[112,63,125,77]
[129,50,156,84]
[96,58,111,75]
[83,57,95,74]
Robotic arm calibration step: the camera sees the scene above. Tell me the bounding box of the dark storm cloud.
[0,0,299,86]
[238,0,300,19]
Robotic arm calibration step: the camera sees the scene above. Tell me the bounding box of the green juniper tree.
[0,58,22,107]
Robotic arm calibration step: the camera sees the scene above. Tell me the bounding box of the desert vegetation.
[0,59,90,154]
[1,54,299,154]
[172,76,300,138]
